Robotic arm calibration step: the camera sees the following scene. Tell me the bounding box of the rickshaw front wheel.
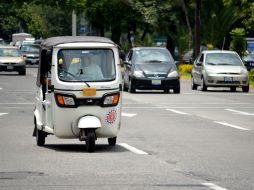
[36,128,46,146]
[86,130,95,152]
[108,137,117,146]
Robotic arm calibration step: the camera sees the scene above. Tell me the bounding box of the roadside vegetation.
[2,0,254,60]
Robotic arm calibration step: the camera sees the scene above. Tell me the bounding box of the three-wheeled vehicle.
[33,36,122,152]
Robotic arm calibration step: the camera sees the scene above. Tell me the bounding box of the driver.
[81,54,103,80]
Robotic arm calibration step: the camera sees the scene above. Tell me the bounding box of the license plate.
[7,65,13,70]
[224,77,233,82]
[83,88,96,96]
[152,80,161,85]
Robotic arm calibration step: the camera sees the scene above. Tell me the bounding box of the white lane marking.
[166,109,190,115]
[202,182,228,190]
[118,143,148,155]
[0,102,34,105]
[0,113,8,116]
[121,112,137,117]
[214,121,250,131]
[226,109,254,116]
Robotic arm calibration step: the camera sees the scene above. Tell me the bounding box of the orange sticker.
[83,88,96,96]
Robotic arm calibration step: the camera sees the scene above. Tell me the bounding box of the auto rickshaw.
[33,36,122,152]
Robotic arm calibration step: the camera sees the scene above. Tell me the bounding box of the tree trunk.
[180,0,193,50]
[141,23,149,41]
[194,0,201,59]
[167,36,175,59]
[111,26,121,44]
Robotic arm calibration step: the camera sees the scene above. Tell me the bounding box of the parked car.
[123,47,180,93]
[242,53,254,71]
[191,50,249,92]
[20,44,40,65]
[0,46,26,75]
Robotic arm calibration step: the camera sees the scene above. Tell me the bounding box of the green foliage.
[249,69,254,81]
[230,28,246,57]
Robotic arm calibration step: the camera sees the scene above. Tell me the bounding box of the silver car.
[0,46,26,75]
[191,50,249,92]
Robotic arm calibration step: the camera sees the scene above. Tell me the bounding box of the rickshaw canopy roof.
[41,36,115,49]
[37,36,116,87]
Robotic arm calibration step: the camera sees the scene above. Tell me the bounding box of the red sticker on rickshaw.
[106,109,117,124]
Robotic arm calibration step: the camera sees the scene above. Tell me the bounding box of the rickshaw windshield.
[57,49,116,82]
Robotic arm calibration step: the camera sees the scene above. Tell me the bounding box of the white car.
[191,50,249,92]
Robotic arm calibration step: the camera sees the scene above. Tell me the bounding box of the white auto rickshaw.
[33,36,122,152]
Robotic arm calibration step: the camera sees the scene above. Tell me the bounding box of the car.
[191,50,249,92]
[242,53,254,71]
[123,47,180,93]
[182,49,193,64]
[0,46,26,75]
[20,44,40,65]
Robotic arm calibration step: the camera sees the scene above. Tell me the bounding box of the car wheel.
[36,128,46,146]
[230,87,236,92]
[191,77,198,90]
[19,70,26,75]
[163,88,169,93]
[86,130,96,152]
[200,77,207,91]
[242,85,249,93]
[173,87,180,94]
[108,137,117,146]
[128,80,136,93]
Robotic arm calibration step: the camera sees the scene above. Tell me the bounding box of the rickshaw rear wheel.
[36,128,46,146]
[86,131,95,152]
[108,137,117,146]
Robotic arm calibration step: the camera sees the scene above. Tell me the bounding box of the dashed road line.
[166,109,190,115]
[202,182,228,190]
[118,143,148,155]
[0,102,34,105]
[0,113,8,116]
[122,112,137,117]
[226,109,254,116]
[214,121,250,131]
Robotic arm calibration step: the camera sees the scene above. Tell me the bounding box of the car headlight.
[167,65,179,77]
[55,93,76,107]
[133,70,145,78]
[102,92,120,107]
[241,67,248,74]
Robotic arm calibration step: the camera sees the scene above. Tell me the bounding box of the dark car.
[242,53,254,71]
[123,47,180,93]
[20,44,40,65]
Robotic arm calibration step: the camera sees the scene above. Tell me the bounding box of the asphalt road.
[0,68,253,190]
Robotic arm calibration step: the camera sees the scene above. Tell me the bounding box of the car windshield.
[205,53,242,66]
[243,54,254,61]
[0,48,22,57]
[21,45,39,53]
[57,49,116,82]
[133,49,172,63]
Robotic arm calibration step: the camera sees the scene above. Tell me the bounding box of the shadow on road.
[43,143,128,153]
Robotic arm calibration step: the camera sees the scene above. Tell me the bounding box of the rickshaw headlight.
[55,94,76,107]
[102,93,120,107]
